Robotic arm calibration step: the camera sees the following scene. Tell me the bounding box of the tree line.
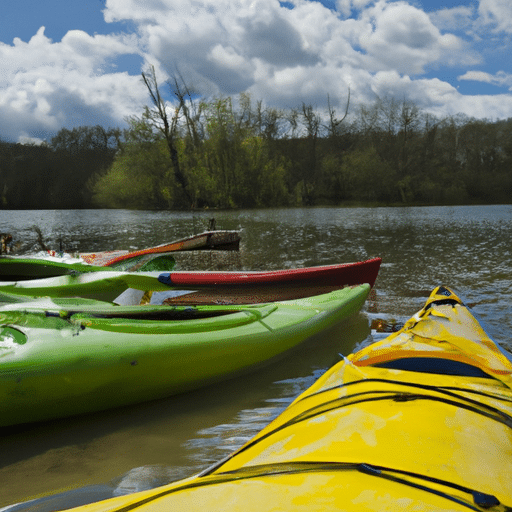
[1,79,511,209]
[0,126,120,209]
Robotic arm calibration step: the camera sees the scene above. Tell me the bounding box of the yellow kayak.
[58,286,512,511]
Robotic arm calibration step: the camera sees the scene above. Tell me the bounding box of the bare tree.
[141,65,193,204]
[326,89,350,138]
[301,103,321,139]
[171,73,204,148]
[398,99,420,144]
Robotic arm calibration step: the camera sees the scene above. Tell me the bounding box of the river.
[0,205,511,509]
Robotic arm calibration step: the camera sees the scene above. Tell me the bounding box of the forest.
[1,81,511,209]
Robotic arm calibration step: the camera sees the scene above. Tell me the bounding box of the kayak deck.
[0,285,371,427]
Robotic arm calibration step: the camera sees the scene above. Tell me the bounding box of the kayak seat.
[373,357,492,378]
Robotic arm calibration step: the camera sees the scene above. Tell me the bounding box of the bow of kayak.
[64,286,512,511]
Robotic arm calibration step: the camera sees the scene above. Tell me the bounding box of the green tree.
[201,97,260,207]
[243,136,290,207]
[340,146,397,202]
[92,116,174,208]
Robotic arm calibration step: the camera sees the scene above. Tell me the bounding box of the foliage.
[340,147,397,201]
[0,126,120,209]
[92,117,174,209]
[1,93,511,210]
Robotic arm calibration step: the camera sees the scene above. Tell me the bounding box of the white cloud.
[478,0,512,33]
[2,0,512,142]
[428,5,475,33]
[368,71,512,120]
[459,70,512,91]
[368,71,458,111]
[336,0,376,18]
[103,0,170,24]
[105,0,475,98]
[121,0,329,97]
[447,93,512,120]
[358,2,476,74]
[0,26,146,142]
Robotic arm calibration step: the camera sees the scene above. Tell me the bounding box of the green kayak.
[0,253,176,281]
[0,284,370,426]
[0,270,176,303]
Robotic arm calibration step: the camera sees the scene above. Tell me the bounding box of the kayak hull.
[0,253,177,281]
[158,257,381,305]
[0,255,106,281]
[80,230,241,266]
[0,284,370,427]
[61,286,512,511]
[159,257,381,288]
[0,258,381,303]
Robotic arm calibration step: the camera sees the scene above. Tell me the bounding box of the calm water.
[0,205,511,509]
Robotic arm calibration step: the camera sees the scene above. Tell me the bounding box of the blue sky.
[1,0,511,143]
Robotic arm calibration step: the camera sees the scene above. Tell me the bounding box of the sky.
[0,0,511,143]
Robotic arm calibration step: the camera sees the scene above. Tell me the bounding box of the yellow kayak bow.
[51,286,512,511]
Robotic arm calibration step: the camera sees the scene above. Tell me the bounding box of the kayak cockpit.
[373,357,493,378]
[47,306,244,322]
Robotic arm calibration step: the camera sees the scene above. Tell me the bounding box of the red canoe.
[154,257,381,305]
